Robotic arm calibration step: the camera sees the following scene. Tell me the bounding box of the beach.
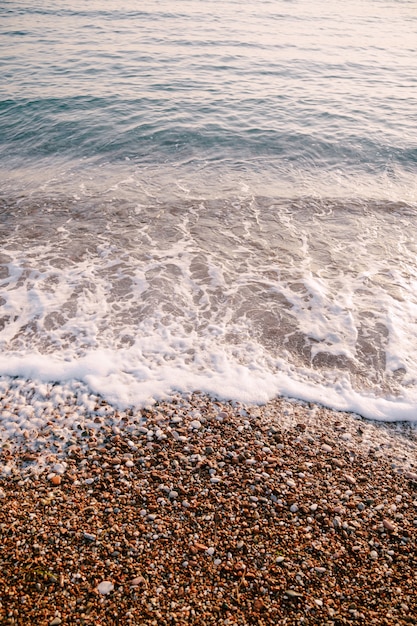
[1,0,417,622]
[1,389,416,625]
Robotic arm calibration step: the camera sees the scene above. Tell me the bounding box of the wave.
[1,192,417,421]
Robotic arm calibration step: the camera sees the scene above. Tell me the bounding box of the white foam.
[0,341,416,422]
[2,190,417,424]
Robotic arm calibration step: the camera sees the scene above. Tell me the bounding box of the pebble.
[344,474,356,485]
[49,475,61,486]
[49,618,62,626]
[285,590,303,598]
[383,519,396,532]
[83,532,96,542]
[189,420,202,430]
[321,444,332,453]
[97,581,114,595]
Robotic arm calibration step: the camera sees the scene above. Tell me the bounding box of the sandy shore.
[1,391,417,625]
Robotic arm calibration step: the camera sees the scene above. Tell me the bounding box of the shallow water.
[1,0,417,420]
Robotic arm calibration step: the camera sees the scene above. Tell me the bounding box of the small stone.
[50,475,61,486]
[310,503,318,512]
[189,420,202,430]
[290,504,298,513]
[321,444,332,453]
[206,547,215,556]
[344,474,356,485]
[130,576,146,586]
[383,519,396,532]
[284,589,303,598]
[97,581,114,595]
[169,490,179,499]
[83,532,96,542]
[369,550,378,560]
[50,619,62,626]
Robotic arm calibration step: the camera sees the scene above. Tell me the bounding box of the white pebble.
[52,463,66,475]
[97,581,114,595]
[206,547,215,556]
[83,532,96,542]
[189,420,202,430]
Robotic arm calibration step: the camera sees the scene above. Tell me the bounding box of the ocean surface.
[1,0,417,421]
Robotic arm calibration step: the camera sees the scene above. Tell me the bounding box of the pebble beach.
[2,1,417,623]
[1,383,417,625]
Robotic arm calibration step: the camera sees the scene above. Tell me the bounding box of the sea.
[1,0,417,422]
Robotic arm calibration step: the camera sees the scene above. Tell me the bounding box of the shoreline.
[1,380,417,478]
[1,391,417,624]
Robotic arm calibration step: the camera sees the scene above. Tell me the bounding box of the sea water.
[1,0,417,421]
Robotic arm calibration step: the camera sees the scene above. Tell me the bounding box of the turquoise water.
[1,0,417,420]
